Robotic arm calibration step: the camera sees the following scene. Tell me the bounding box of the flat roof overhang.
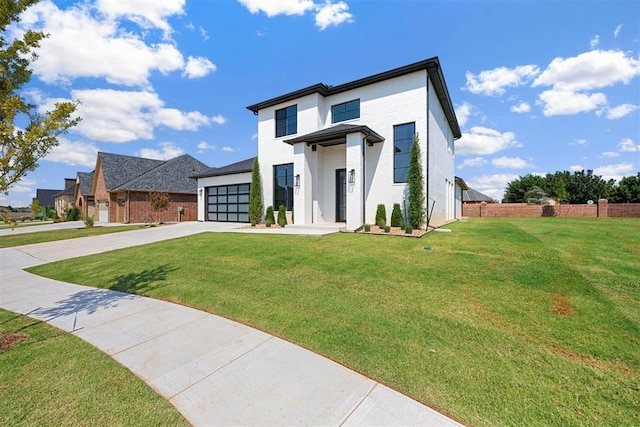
[283,124,384,147]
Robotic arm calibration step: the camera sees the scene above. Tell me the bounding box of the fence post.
[597,199,608,218]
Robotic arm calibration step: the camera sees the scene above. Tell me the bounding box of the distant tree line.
[503,171,640,204]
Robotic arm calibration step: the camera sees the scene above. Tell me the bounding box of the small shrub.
[265,219,273,228]
[384,225,391,233]
[364,223,371,232]
[265,206,275,224]
[375,204,387,228]
[65,206,80,221]
[405,224,413,234]
[277,205,287,227]
[390,203,403,228]
[84,216,95,228]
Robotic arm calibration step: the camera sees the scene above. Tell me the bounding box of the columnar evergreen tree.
[375,203,386,228]
[248,158,263,226]
[1,0,81,194]
[407,134,425,228]
[390,203,403,227]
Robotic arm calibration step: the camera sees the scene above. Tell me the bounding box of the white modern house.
[195,57,461,230]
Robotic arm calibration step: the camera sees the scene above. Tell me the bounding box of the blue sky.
[4,0,639,207]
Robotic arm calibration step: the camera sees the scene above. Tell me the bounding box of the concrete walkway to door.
[0,222,463,426]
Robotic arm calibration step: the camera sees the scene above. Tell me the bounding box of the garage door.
[207,184,250,222]
[98,201,108,222]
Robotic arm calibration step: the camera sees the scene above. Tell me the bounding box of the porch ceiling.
[283,124,384,147]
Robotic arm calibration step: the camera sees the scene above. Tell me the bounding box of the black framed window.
[275,105,297,137]
[273,163,294,211]
[393,122,415,183]
[331,99,360,123]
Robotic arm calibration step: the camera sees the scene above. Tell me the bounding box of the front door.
[336,169,346,222]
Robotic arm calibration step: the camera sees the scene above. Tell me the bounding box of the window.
[273,163,294,211]
[206,184,250,222]
[393,122,415,183]
[331,99,360,123]
[275,105,297,137]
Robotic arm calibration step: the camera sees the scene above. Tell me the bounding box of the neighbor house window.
[273,163,294,210]
[393,122,415,183]
[331,99,360,123]
[275,105,297,137]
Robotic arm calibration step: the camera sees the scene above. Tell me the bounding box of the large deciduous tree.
[1,0,81,194]
[504,170,615,204]
[609,173,640,203]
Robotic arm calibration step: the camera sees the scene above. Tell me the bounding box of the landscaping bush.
[84,216,95,228]
[364,223,371,232]
[391,203,403,227]
[65,206,80,221]
[384,225,390,233]
[405,224,413,234]
[265,206,275,224]
[375,204,386,228]
[277,205,287,227]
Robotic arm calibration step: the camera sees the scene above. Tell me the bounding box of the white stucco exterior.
[196,58,461,229]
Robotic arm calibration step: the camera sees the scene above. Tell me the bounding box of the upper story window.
[331,99,360,123]
[393,122,415,183]
[275,105,297,137]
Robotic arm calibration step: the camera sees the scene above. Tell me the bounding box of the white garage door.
[98,202,108,222]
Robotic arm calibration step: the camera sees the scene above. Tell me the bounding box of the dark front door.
[336,169,346,222]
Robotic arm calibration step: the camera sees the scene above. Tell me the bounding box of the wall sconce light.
[198,188,203,197]
[348,169,355,184]
[295,174,300,187]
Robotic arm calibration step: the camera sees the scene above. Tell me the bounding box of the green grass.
[28,218,640,426]
[0,220,52,229]
[0,225,144,248]
[0,309,188,426]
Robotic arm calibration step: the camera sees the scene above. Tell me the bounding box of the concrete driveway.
[0,221,463,426]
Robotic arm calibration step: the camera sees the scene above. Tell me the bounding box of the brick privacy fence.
[463,199,640,218]
[115,192,198,223]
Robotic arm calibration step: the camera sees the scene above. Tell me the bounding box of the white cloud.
[457,157,487,169]
[6,178,36,194]
[182,56,217,79]
[569,165,584,172]
[618,137,639,152]
[15,1,185,87]
[510,101,531,113]
[199,26,209,41]
[613,24,623,38]
[468,173,520,201]
[55,89,217,142]
[532,50,640,116]
[594,163,635,182]
[251,133,258,140]
[137,142,184,160]
[536,88,607,116]
[590,35,600,49]
[96,0,186,37]
[222,146,235,152]
[212,115,227,125]
[44,138,99,167]
[197,142,217,153]
[454,102,473,127]
[315,1,353,30]
[456,126,522,155]
[602,151,620,158]
[464,65,540,96]
[605,103,639,119]
[238,0,315,17]
[491,156,533,169]
[573,139,587,145]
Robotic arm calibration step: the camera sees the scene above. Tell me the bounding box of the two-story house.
[196,57,461,230]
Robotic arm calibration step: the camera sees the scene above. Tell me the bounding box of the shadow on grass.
[109,264,177,294]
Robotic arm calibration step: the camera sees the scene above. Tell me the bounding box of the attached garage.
[206,184,250,222]
[98,201,108,222]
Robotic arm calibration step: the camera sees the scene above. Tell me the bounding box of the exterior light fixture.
[348,169,355,184]
[295,174,300,187]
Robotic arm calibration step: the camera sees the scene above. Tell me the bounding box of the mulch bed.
[356,225,426,238]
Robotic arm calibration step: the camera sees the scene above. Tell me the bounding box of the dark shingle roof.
[247,57,461,139]
[35,189,60,207]
[77,171,94,196]
[54,183,76,197]
[463,188,494,203]
[98,152,164,190]
[191,157,256,179]
[283,124,384,146]
[113,154,210,194]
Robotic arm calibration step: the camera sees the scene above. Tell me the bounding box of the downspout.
[362,133,368,225]
[425,71,430,230]
[127,191,130,223]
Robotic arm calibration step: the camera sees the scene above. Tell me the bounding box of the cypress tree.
[249,158,263,226]
[407,134,425,228]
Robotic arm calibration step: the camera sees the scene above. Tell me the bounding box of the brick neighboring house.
[53,178,76,217]
[75,171,95,220]
[92,152,209,223]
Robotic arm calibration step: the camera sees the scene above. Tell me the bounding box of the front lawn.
[0,225,144,248]
[28,218,640,426]
[0,309,188,426]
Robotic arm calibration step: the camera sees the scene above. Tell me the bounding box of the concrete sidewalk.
[0,222,463,426]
